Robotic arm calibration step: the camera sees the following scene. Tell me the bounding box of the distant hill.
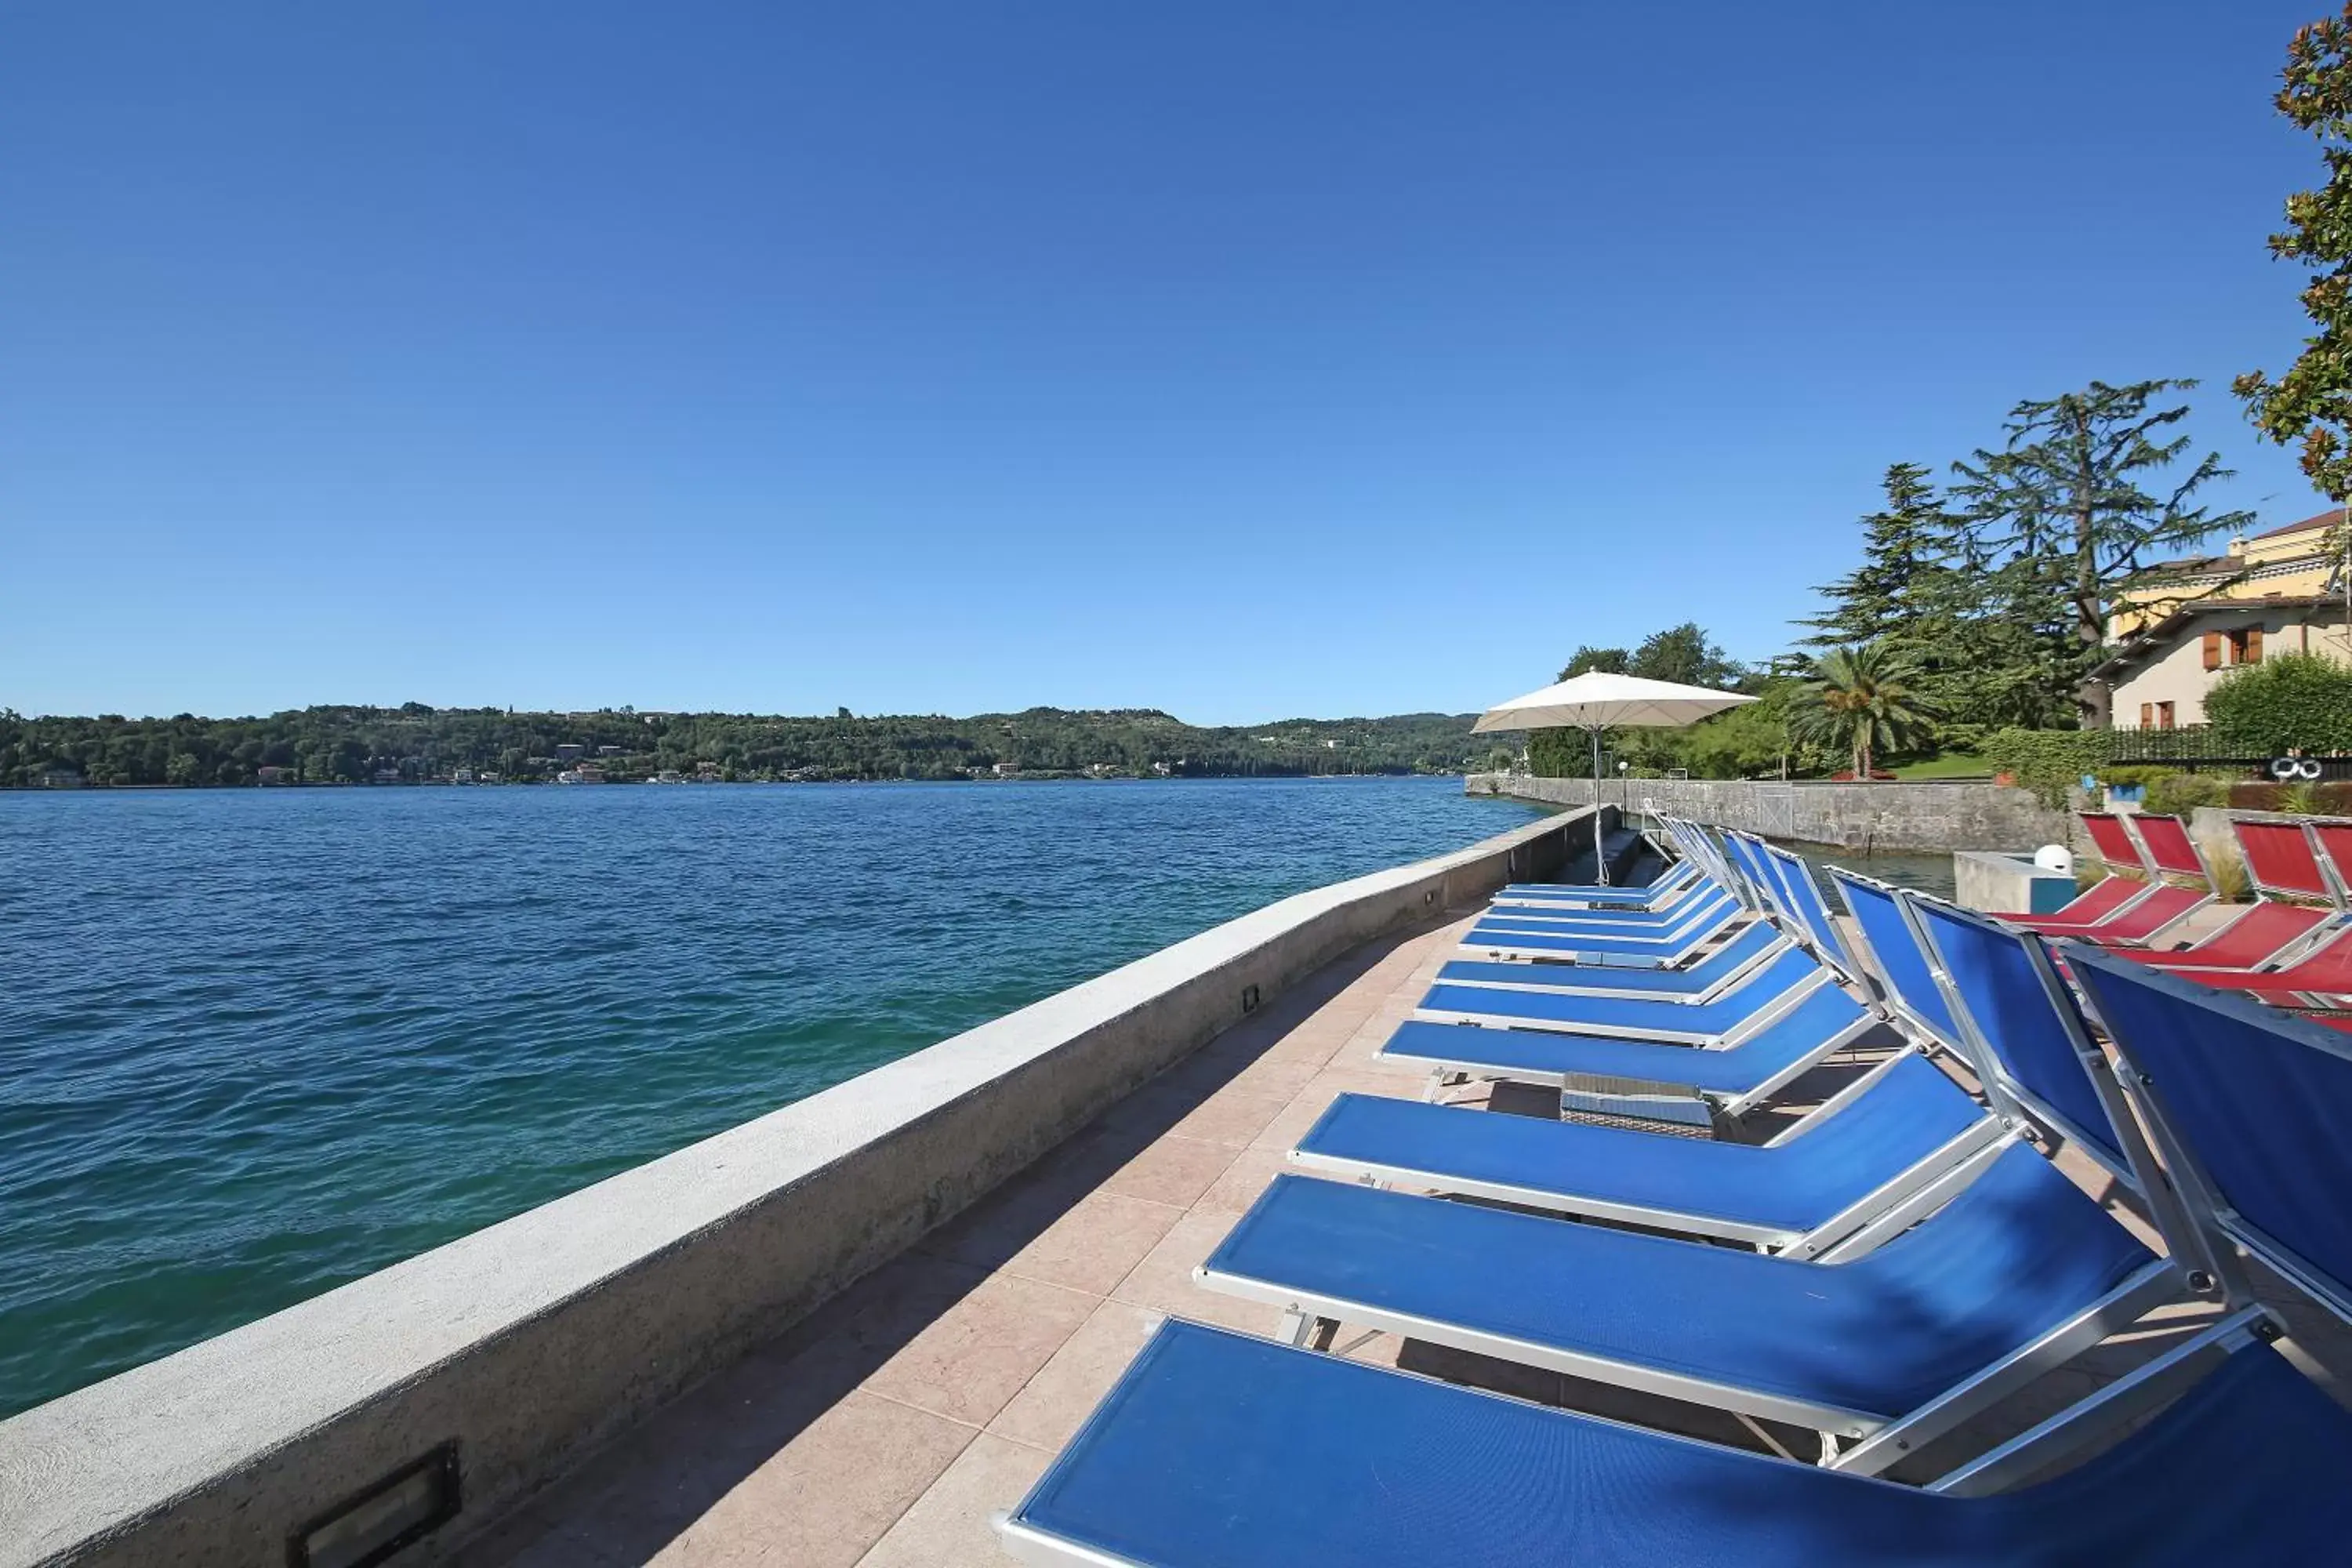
[1,704,1508,786]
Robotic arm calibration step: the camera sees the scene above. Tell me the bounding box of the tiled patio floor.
[463,902,2352,1567]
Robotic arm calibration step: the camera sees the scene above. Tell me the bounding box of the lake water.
[0,777,1542,1416]
[1788,845,1956,902]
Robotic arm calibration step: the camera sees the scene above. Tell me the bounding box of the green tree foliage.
[2238,6,2352,506]
[1628,622,1744,688]
[1557,645,1629,678]
[0,706,1502,789]
[2202,652,2352,754]
[1528,623,1755,779]
[1798,463,1958,649]
[1950,379,2254,667]
[1788,644,1939,779]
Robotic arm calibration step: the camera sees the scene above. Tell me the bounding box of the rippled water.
[0,778,1541,1416]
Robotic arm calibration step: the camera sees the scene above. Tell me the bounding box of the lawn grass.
[1891,753,1990,779]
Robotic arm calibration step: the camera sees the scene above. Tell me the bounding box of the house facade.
[2084,506,2349,729]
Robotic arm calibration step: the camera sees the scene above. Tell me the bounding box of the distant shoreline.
[4,704,1508,789]
[5,771,1475,793]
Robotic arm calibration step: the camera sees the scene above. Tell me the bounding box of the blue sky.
[2,2,2337,724]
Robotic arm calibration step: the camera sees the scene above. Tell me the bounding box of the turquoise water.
[0,777,1542,1416]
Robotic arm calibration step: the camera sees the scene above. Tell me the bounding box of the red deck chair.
[2309,819,2352,906]
[2026,813,2213,950]
[2126,813,2216,892]
[2004,818,2164,940]
[2117,901,2335,971]
[2108,815,2342,971]
[1998,811,2159,933]
[2234,818,2341,908]
[2178,924,2352,1007]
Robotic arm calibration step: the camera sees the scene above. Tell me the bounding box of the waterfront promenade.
[455,914,1465,1566]
[452,899,2352,1567]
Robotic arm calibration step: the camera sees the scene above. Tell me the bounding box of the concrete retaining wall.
[0,809,1583,1568]
[1466,773,2071,852]
[1952,851,2079,916]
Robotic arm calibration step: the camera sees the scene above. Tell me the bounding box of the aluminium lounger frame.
[1289,1040,2014,1259]
[1196,1186,2188,1474]
[1414,953,1834,1044]
[1241,873,2212,1473]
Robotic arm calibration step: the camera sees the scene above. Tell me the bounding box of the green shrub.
[2144,772,2230,818]
[2205,652,2352,755]
[2254,779,2352,816]
[2096,764,2178,790]
[1984,728,2109,810]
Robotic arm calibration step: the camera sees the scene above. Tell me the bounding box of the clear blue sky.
[2,2,2336,724]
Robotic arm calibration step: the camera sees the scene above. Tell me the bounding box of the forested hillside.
[0,705,1506,787]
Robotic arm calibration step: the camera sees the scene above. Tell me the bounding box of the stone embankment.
[1465,774,2071,853]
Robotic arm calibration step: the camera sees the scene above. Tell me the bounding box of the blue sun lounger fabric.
[1001,1319,2352,1567]
[2067,946,2352,1314]
[1204,1147,2151,1421]
[1293,1053,1986,1240]
[1829,870,1964,1043]
[1478,884,1733,932]
[1482,878,1736,924]
[1383,984,1874,1101]
[1495,858,1699,906]
[1420,946,1823,1038]
[1437,920,1783,999]
[1909,899,2130,1172]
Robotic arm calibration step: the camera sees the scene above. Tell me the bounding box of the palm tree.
[1789,643,1938,779]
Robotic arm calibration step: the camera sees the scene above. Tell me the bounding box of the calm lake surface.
[0,778,1542,1416]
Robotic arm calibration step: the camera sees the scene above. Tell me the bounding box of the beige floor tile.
[1201,1050,1328,1102]
[853,1271,1102,1428]
[1109,1209,1281,1335]
[1252,1067,1425,1152]
[1157,1086,1293,1148]
[1195,1147,1288,1215]
[647,1392,973,1568]
[853,1433,1054,1568]
[987,1301,1166,1452]
[1093,1132,1241,1207]
[924,1187,1186,1298]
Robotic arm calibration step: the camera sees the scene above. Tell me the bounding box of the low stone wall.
[0,809,1582,1568]
[1466,774,2071,852]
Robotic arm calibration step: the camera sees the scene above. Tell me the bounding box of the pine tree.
[1798,463,1958,649]
[1950,379,2255,715]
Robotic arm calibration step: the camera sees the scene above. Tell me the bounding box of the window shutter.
[2245,626,2263,663]
[2202,631,2223,670]
[2140,702,2154,728]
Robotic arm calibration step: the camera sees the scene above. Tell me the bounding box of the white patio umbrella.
[1473,672,1759,884]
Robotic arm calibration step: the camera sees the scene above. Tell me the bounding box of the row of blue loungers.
[996,819,2352,1564]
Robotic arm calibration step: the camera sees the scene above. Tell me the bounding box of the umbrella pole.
[1590,726,1608,886]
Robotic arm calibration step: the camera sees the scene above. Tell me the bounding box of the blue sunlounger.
[1004,905,2352,1567]
[1490,857,1700,910]
[1197,1147,2176,1472]
[1381,982,1882,1118]
[997,1317,2352,1567]
[1290,1050,2005,1256]
[1435,919,1785,1003]
[1417,945,1829,1042]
